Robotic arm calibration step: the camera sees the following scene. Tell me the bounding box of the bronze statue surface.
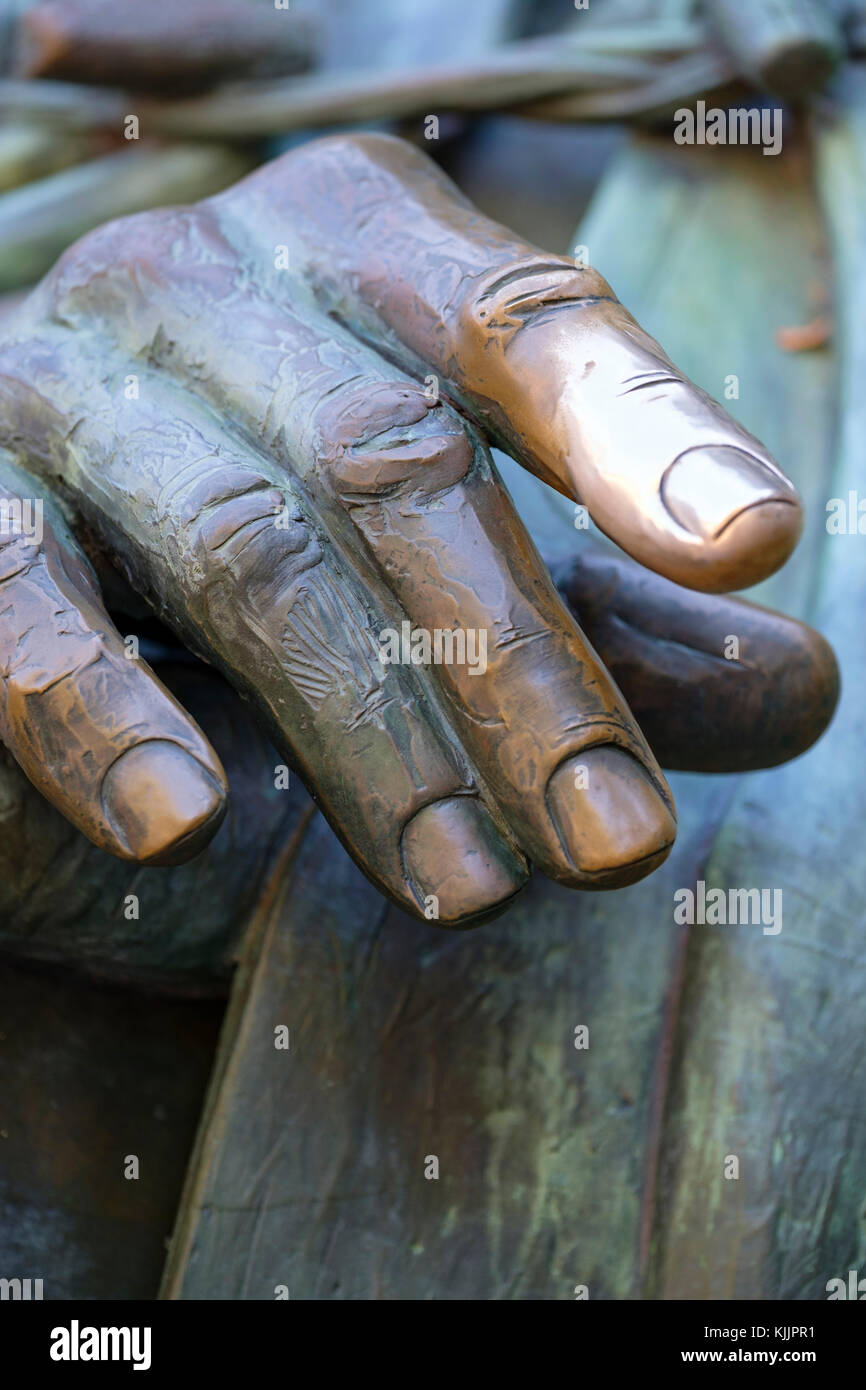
[1,0,862,1314]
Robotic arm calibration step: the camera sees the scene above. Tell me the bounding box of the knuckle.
[172,469,317,587]
[460,256,614,341]
[179,474,285,570]
[168,462,274,532]
[314,381,472,503]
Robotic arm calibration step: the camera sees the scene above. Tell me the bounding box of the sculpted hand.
[0,134,837,927]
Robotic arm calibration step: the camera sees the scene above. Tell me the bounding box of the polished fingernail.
[547,746,676,885]
[402,796,527,925]
[661,446,799,540]
[102,739,227,865]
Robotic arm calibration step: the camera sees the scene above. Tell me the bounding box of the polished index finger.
[54,211,677,890]
[220,133,802,595]
[0,452,227,863]
[0,323,527,925]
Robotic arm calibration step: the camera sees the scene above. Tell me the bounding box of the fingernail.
[547,746,676,885]
[661,446,799,540]
[402,796,527,925]
[102,740,227,865]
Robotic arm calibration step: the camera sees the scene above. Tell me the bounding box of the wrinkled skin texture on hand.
[0,134,838,928]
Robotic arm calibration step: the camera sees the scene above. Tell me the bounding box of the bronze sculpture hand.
[0,134,837,927]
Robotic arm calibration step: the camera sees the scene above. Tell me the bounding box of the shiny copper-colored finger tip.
[101,739,228,866]
[661,446,803,592]
[401,796,528,928]
[546,746,676,890]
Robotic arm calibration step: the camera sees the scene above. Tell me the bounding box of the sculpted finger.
[0,452,227,863]
[222,134,802,594]
[551,540,839,773]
